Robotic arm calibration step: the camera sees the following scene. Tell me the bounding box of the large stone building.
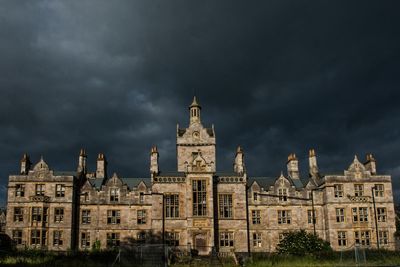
[5,97,397,253]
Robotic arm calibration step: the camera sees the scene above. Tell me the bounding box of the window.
[219,194,233,218]
[354,231,370,246]
[253,192,258,201]
[337,231,347,247]
[84,193,90,202]
[307,210,316,224]
[53,230,63,246]
[55,184,65,197]
[336,208,345,223]
[278,210,291,224]
[334,184,344,198]
[252,210,261,224]
[81,232,90,248]
[107,210,121,224]
[379,231,389,245]
[166,232,180,246]
[82,210,91,224]
[375,184,384,197]
[54,208,64,223]
[137,210,146,224]
[110,188,119,202]
[12,230,22,245]
[193,180,207,216]
[278,188,288,201]
[32,207,42,222]
[31,230,46,246]
[377,208,387,222]
[31,230,41,245]
[35,184,45,196]
[278,233,288,242]
[253,233,262,248]
[354,184,364,197]
[352,207,368,222]
[165,194,179,218]
[139,192,144,204]
[220,232,234,247]
[14,207,23,222]
[106,233,120,248]
[15,184,25,197]
[137,232,146,244]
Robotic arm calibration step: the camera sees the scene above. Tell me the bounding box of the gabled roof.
[248,177,276,188]
[121,177,151,189]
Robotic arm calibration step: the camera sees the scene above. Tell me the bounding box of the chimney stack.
[96,153,107,179]
[234,146,245,174]
[287,153,299,179]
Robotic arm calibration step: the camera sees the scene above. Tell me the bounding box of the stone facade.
[5,97,397,253]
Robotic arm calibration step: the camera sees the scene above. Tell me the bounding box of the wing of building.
[5,97,397,253]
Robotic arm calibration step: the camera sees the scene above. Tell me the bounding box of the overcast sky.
[1,1,400,205]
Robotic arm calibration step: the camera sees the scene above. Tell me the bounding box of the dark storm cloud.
[1,1,400,204]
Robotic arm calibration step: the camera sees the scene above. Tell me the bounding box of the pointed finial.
[190,96,200,108]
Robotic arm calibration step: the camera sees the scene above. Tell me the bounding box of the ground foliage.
[276,229,332,257]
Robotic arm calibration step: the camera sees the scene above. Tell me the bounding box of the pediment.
[345,155,371,178]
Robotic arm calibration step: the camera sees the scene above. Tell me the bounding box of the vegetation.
[276,229,332,257]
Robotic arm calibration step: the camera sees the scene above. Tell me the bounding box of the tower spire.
[189,96,201,124]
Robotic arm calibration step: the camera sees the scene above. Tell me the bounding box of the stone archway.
[193,232,208,255]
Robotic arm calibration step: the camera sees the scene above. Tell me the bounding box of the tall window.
[352,207,368,222]
[53,231,63,246]
[82,210,91,224]
[219,194,233,218]
[110,188,119,202]
[379,231,389,245]
[278,233,288,242]
[81,232,90,248]
[12,230,23,245]
[278,188,288,201]
[278,210,291,224]
[374,184,384,197]
[166,232,180,246]
[253,192,258,201]
[54,208,64,223]
[336,208,345,223]
[32,207,42,222]
[193,180,207,216]
[334,184,344,198]
[35,184,45,196]
[220,232,234,247]
[139,192,144,204]
[165,194,179,218]
[337,231,347,247]
[15,184,25,197]
[354,231,370,246]
[354,184,364,197]
[253,233,262,248]
[377,208,387,222]
[106,233,120,248]
[107,210,121,224]
[55,184,65,198]
[137,232,146,244]
[252,210,261,224]
[307,210,316,224]
[31,230,41,245]
[14,207,23,222]
[31,230,46,246]
[137,210,146,224]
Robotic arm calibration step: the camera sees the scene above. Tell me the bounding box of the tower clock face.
[193,131,200,139]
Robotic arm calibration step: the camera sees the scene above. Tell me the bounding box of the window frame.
[55,184,65,198]
[107,210,121,224]
[218,194,233,219]
[192,180,207,216]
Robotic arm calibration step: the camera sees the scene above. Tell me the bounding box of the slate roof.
[248,177,277,188]
[121,177,151,189]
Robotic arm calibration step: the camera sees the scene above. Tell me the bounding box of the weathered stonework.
[5,97,397,253]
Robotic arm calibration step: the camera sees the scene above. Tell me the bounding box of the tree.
[276,230,331,257]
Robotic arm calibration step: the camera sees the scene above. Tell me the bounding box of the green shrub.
[276,230,332,257]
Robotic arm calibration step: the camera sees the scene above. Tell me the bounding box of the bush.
[276,230,332,257]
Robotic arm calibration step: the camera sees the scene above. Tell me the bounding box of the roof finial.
[190,95,200,108]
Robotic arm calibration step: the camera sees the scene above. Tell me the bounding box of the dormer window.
[110,188,119,202]
[278,188,287,201]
